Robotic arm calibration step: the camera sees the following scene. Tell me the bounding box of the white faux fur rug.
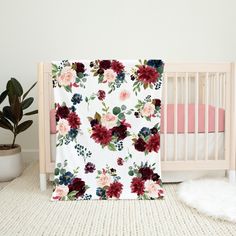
[178,178,236,223]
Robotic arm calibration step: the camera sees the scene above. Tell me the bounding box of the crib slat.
[205,73,209,160]
[184,73,188,161]
[174,73,178,161]
[222,73,225,108]
[195,73,199,161]
[214,73,219,160]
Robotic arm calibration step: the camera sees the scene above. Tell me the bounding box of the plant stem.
[12,134,16,148]
[12,124,17,148]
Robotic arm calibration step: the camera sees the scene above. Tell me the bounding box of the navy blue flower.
[59,171,74,185]
[70,106,76,112]
[147,60,163,69]
[139,127,151,137]
[96,187,105,197]
[68,128,78,139]
[117,72,125,81]
[71,93,83,105]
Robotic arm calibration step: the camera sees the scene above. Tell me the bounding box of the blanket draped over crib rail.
[51,59,164,200]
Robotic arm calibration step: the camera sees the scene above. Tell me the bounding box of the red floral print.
[97,90,106,101]
[67,112,81,129]
[106,182,123,198]
[137,65,159,84]
[68,178,86,198]
[139,167,154,180]
[134,138,146,152]
[91,124,112,145]
[130,177,145,196]
[111,60,125,74]
[146,133,160,153]
[99,60,111,70]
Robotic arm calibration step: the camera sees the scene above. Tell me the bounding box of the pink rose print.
[140,102,155,117]
[52,185,69,200]
[101,113,118,129]
[57,119,70,136]
[57,66,76,86]
[103,69,117,83]
[119,89,130,101]
[97,173,112,188]
[144,180,161,198]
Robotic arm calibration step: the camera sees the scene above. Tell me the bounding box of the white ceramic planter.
[0,145,23,182]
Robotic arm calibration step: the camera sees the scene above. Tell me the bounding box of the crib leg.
[40,173,47,191]
[227,170,236,183]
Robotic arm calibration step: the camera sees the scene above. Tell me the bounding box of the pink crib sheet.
[160,104,225,134]
[50,104,225,134]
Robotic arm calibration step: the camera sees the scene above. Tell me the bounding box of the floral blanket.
[51,60,164,200]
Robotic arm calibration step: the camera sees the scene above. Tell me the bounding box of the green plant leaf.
[60,168,66,175]
[23,82,37,100]
[112,107,121,115]
[54,168,60,175]
[10,95,22,122]
[121,105,126,110]
[77,72,84,78]
[64,86,72,92]
[128,170,134,176]
[16,120,33,134]
[0,90,7,104]
[7,80,15,105]
[118,113,125,120]
[22,97,34,110]
[3,106,16,123]
[24,110,38,116]
[108,143,116,151]
[0,118,13,131]
[10,78,23,96]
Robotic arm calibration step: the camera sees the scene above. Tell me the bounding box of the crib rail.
[161,63,234,171]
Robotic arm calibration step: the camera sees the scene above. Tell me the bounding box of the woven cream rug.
[0,163,236,236]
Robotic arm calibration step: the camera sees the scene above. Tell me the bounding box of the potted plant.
[0,78,37,181]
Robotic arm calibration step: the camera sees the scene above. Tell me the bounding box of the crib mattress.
[160,104,225,134]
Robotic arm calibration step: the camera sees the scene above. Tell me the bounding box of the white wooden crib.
[38,62,236,191]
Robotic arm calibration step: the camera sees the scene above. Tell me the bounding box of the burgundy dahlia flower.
[139,167,154,180]
[137,65,159,84]
[111,60,124,74]
[130,177,145,196]
[153,98,161,107]
[84,162,96,174]
[67,112,81,129]
[97,90,106,101]
[99,60,111,70]
[91,124,112,145]
[146,133,160,153]
[106,182,123,199]
[68,178,86,198]
[111,125,128,140]
[134,138,146,152]
[57,105,70,119]
[74,62,85,73]
[117,157,124,166]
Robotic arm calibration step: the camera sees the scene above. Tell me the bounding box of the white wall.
[0,0,236,153]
